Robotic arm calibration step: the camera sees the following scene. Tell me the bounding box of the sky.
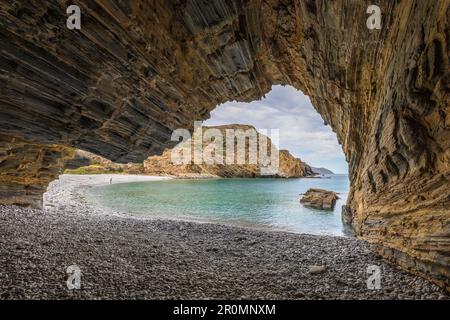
[203,85,348,174]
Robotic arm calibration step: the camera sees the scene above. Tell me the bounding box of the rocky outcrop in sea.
[300,189,340,210]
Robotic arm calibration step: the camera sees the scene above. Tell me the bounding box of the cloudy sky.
[203,85,348,174]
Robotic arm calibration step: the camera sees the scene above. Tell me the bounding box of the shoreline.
[47,174,295,234]
[58,174,347,237]
[0,174,447,299]
[44,174,172,218]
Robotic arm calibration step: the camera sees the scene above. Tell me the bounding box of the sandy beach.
[0,174,447,300]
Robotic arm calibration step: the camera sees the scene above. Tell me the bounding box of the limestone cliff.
[0,1,448,288]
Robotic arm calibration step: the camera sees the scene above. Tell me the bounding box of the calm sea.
[88,174,351,236]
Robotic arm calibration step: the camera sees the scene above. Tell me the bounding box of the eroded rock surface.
[65,149,144,174]
[0,135,73,207]
[0,1,448,288]
[300,188,339,210]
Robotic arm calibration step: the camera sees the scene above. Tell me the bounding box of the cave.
[0,0,448,291]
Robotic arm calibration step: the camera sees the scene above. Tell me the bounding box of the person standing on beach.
[110,178,112,185]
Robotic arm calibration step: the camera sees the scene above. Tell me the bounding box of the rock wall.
[64,149,144,174]
[0,135,73,207]
[0,1,448,288]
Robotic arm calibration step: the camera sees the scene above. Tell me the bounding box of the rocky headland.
[143,125,314,178]
[311,167,335,175]
[66,125,316,179]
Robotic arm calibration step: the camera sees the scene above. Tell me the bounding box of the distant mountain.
[311,167,334,175]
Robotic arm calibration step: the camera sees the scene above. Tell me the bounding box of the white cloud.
[204,85,348,173]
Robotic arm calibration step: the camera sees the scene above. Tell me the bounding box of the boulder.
[300,189,339,210]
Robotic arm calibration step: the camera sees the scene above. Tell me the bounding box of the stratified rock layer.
[0,1,448,288]
[0,135,73,207]
[65,149,143,174]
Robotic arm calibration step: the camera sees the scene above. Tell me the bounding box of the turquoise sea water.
[88,175,351,236]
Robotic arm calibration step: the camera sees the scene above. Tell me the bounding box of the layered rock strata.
[0,135,73,207]
[0,1,448,288]
[65,149,143,174]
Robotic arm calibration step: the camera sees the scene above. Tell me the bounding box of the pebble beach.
[0,175,447,300]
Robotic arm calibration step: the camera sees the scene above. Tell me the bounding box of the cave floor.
[0,175,447,300]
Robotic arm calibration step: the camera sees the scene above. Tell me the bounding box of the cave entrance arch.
[204,85,348,176]
[0,0,447,289]
[200,84,351,235]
